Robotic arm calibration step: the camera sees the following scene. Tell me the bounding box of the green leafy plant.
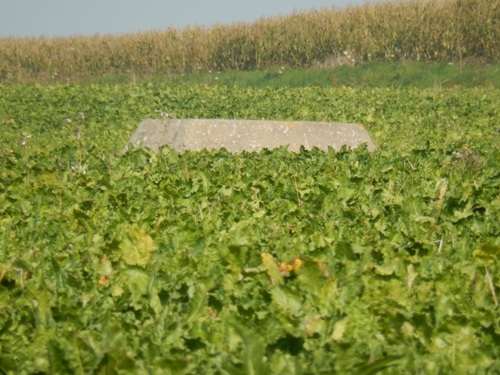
[0,83,498,374]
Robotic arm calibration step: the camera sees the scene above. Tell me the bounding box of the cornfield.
[0,0,498,83]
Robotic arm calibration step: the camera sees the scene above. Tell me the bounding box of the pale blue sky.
[0,0,383,38]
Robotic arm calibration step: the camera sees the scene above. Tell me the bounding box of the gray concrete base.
[125,119,376,153]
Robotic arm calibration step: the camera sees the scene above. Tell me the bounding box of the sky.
[0,0,382,39]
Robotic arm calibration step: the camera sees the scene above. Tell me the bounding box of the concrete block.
[125,119,376,153]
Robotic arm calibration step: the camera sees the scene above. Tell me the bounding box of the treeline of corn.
[0,0,498,83]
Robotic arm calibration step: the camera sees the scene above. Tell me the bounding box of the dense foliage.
[1,0,499,84]
[1,83,499,374]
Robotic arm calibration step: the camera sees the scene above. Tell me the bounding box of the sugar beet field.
[0,83,499,374]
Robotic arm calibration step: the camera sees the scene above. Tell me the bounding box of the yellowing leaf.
[435,178,448,202]
[261,252,283,285]
[406,264,418,290]
[99,275,109,287]
[304,317,326,335]
[98,255,113,277]
[279,258,303,274]
[332,318,348,342]
[120,226,156,267]
[278,262,294,274]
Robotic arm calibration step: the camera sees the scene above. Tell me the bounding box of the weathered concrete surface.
[125,119,376,153]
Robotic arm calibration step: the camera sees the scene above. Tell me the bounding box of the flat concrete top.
[125,119,376,153]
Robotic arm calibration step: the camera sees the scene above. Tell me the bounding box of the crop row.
[0,0,499,83]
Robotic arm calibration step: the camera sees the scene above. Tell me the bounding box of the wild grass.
[0,0,498,84]
[81,62,498,89]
